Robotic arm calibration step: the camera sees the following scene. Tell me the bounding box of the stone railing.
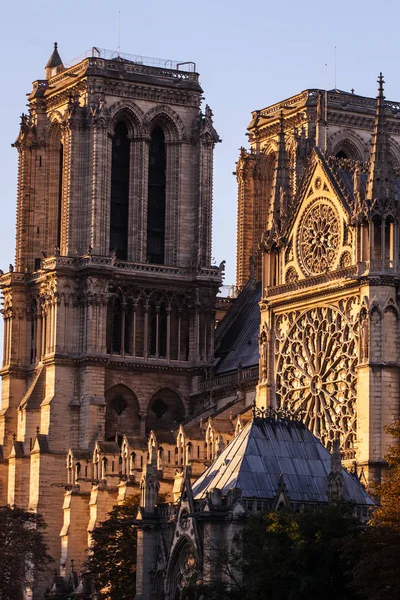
[156,503,178,518]
[255,88,400,120]
[29,255,222,282]
[198,365,259,392]
[265,265,358,298]
[0,272,26,287]
[61,47,199,82]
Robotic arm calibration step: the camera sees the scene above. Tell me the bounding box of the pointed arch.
[46,118,64,252]
[147,126,167,264]
[108,100,145,138]
[328,129,367,161]
[165,535,198,600]
[143,104,186,143]
[110,121,130,259]
[104,384,140,441]
[146,388,185,434]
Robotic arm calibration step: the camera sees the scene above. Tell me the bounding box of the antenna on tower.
[324,63,328,152]
[118,11,121,57]
[334,46,337,90]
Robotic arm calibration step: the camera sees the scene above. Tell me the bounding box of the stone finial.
[328,438,344,502]
[366,73,394,208]
[267,110,290,235]
[45,42,64,80]
[140,447,160,513]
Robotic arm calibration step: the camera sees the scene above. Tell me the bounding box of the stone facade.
[256,75,400,481]
[236,86,400,289]
[1,45,400,599]
[0,45,223,598]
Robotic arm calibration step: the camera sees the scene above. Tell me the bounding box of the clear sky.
[0,0,399,317]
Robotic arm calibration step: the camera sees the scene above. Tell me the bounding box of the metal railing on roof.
[64,47,196,73]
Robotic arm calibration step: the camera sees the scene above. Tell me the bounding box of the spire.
[328,438,344,502]
[366,73,394,204]
[267,111,290,231]
[140,449,159,513]
[45,42,64,79]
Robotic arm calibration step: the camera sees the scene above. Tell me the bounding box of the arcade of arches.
[105,384,185,440]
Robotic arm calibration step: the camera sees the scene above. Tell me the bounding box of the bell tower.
[0,44,221,587]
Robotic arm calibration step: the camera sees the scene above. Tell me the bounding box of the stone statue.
[360,313,369,361]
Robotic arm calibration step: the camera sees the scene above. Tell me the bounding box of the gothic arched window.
[147,127,166,264]
[105,384,140,441]
[57,141,63,248]
[146,388,185,434]
[46,124,64,257]
[110,122,130,260]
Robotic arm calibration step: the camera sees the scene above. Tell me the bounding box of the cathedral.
[0,44,397,598]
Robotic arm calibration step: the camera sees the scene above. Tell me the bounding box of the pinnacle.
[365,72,394,204]
[378,72,385,98]
[45,42,63,70]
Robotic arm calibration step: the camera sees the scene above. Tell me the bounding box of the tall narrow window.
[57,143,63,248]
[110,122,130,260]
[147,127,166,264]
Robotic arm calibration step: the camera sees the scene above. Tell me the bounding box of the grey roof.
[124,435,148,450]
[181,426,204,441]
[192,418,374,506]
[19,365,45,410]
[152,430,176,445]
[215,284,261,374]
[46,43,63,69]
[97,440,120,454]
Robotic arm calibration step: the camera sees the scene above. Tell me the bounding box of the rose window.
[276,306,357,449]
[298,200,341,275]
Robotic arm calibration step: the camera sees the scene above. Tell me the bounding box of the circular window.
[298,199,341,276]
[276,305,357,449]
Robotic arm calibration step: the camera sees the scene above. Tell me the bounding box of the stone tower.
[256,75,400,480]
[0,44,221,591]
[236,85,400,289]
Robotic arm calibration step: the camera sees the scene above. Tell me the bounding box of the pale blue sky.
[0,0,399,297]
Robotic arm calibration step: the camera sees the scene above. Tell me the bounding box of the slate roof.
[97,441,120,454]
[125,435,148,450]
[323,155,400,205]
[19,365,45,410]
[208,418,234,434]
[45,43,63,69]
[215,284,261,374]
[192,418,374,506]
[152,430,176,445]
[181,426,204,441]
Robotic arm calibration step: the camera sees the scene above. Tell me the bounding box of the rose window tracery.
[298,200,341,275]
[275,303,358,449]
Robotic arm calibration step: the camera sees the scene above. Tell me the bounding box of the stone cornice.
[264,265,358,299]
[36,354,209,375]
[0,366,28,379]
[263,271,361,310]
[26,255,222,287]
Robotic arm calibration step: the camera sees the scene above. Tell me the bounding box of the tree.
[0,505,52,600]
[85,495,139,600]
[350,421,400,600]
[195,504,361,600]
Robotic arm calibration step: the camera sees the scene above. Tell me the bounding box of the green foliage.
[0,505,52,600]
[198,504,361,600]
[348,421,400,600]
[241,505,361,600]
[85,495,139,600]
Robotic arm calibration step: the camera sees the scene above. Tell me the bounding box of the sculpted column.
[90,105,111,256]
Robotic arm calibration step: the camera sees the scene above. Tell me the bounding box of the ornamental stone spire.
[267,110,290,232]
[45,42,64,79]
[366,73,394,207]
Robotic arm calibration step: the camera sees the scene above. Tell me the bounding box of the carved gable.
[283,155,354,283]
